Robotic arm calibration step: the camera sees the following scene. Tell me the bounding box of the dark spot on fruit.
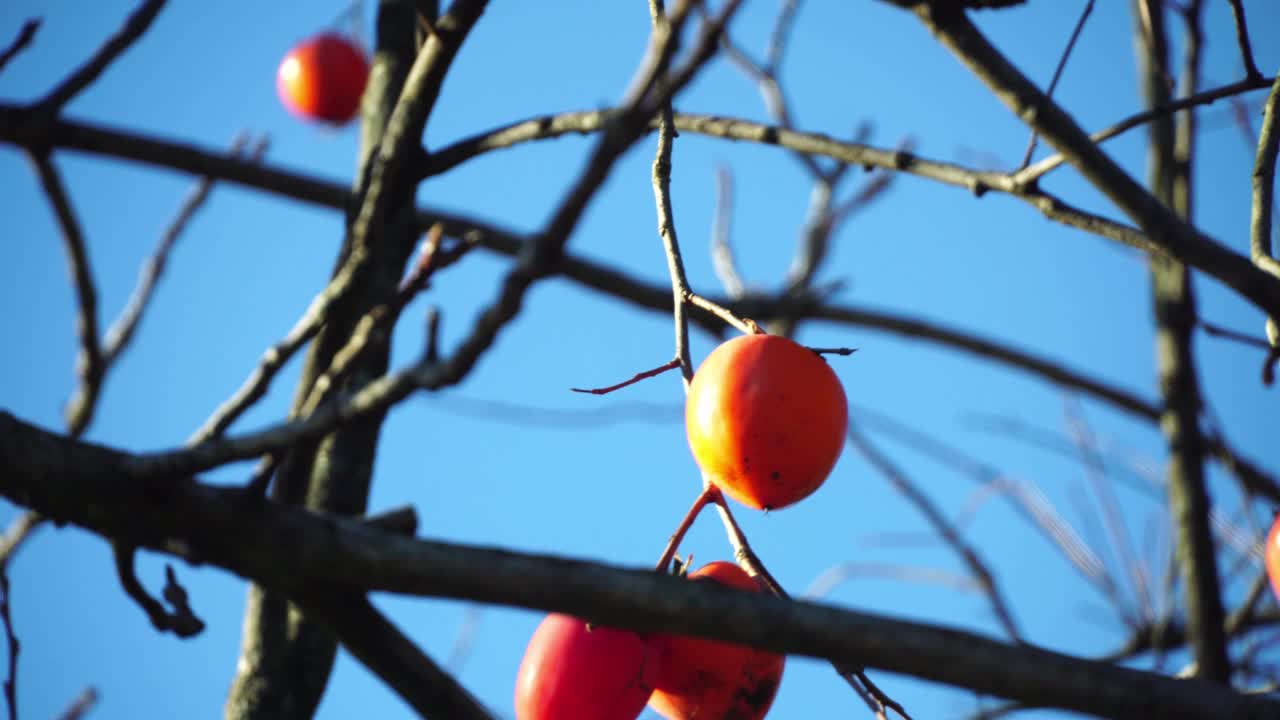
[770,471,781,482]
[740,676,780,710]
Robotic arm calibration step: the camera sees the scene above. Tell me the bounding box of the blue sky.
[2,1,1278,718]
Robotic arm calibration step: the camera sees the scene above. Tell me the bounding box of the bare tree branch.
[1017,0,1094,170]
[36,0,165,112]
[54,688,97,720]
[104,133,269,368]
[1135,0,1227,682]
[1251,72,1280,368]
[1224,0,1263,83]
[28,151,104,436]
[0,513,42,569]
[112,546,204,638]
[2,410,1278,720]
[648,0,696,385]
[884,0,1280,322]
[295,590,492,719]
[0,567,16,720]
[3,105,1274,497]
[710,165,747,298]
[1016,75,1277,184]
[0,19,39,75]
[848,420,1023,641]
[227,1,492,715]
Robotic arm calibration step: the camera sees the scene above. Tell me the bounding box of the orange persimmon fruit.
[276,32,369,125]
[648,561,785,720]
[515,613,660,720]
[685,333,848,510]
[1266,514,1280,603]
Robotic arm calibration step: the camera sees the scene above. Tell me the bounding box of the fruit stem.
[654,484,719,572]
[705,483,787,597]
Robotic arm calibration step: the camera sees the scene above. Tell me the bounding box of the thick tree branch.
[1136,0,1227,683]
[0,105,1161,259]
[227,1,491,716]
[1,410,1277,720]
[294,590,492,719]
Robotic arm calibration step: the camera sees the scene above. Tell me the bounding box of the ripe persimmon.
[648,561,785,720]
[685,333,847,510]
[276,33,369,125]
[515,613,659,720]
[1267,515,1280,603]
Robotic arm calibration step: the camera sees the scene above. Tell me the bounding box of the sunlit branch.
[3,410,1277,720]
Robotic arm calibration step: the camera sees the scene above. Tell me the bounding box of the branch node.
[113,544,204,638]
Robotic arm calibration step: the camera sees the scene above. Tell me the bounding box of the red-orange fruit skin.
[1267,515,1280,603]
[515,613,659,720]
[276,33,369,125]
[648,561,785,720]
[685,334,848,510]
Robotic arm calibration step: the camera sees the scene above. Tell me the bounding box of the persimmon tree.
[0,0,1278,718]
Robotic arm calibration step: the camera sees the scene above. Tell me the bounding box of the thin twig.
[36,0,166,111]
[648,43,694,384]
[297,230,470,420]
[860,407,1125,614]
[103,133,269,365]
[707,485,909,719]
[571,359,681,395]
[1226,569,1271,637]
[687,293,759,335]
[0,514,42,568]
[805,562,982,597]
[54,688,98,720]
[1017,0,1094,169]
[0,20,39,75]
[1017,75,1276,184]
[719,1,822,177]
[710,165,746,298]
[0,568,16,720]
[1225,0,1263,82]
[188,253,366,443]
[444,605,483,674]
[28,151,103,437]
[1199,320,1272,350]
[1064,399,1152,624]
[848,420,1023,641]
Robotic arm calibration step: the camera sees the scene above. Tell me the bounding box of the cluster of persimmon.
[517,333,849,719]
[276,32,369,126]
